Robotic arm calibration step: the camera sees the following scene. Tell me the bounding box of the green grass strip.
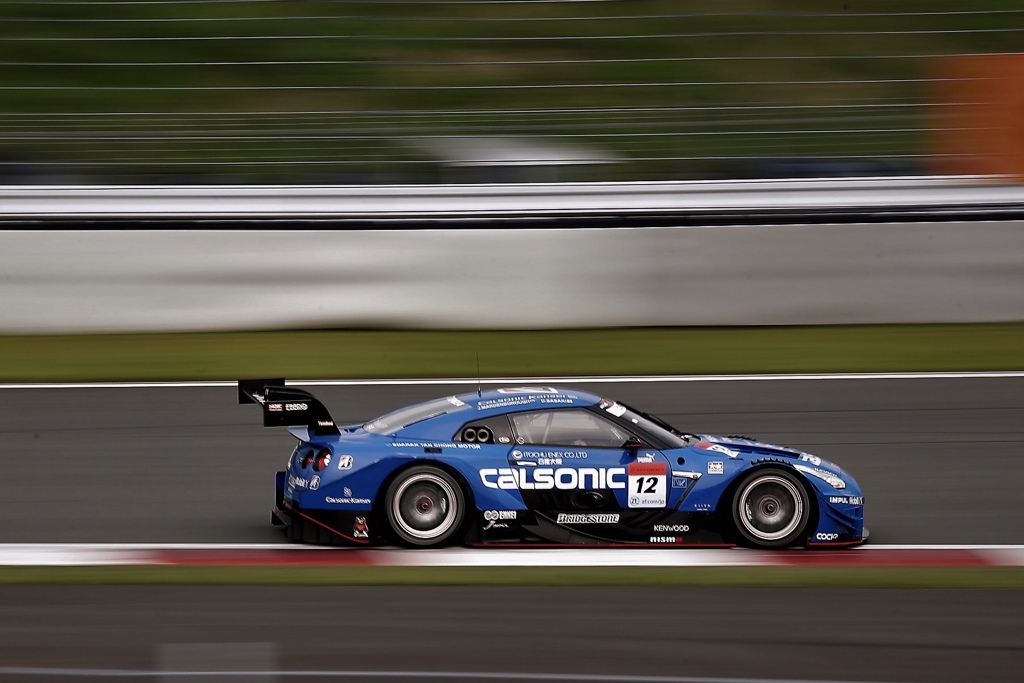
[3,566,1024,589]
[0,323,1022,383]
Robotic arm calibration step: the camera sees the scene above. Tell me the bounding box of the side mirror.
[623,437,644,451]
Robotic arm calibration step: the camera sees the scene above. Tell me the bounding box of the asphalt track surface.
[1,377,1023,683]
[2,376,1022,545]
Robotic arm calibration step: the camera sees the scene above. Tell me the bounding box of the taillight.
[302,451,315,469]
[313,449,332,471]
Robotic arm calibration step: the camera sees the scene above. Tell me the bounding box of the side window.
[509,409,632,448]
[454,415,514,445]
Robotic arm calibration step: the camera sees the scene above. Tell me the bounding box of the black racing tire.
[731,468,811,549]
[385,465,466,548]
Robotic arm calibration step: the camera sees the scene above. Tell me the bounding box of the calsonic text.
[480,467,626,490]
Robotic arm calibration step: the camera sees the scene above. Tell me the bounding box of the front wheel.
[731,468,811,548]
[385,465,466,547]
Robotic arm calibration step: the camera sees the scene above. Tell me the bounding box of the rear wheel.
[731,468,811,548]
[385,465,466,547]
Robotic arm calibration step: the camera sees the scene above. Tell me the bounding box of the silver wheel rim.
[391,472,460,541]
[738,474,804,542]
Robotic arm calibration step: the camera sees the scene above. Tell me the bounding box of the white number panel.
[627,461,667,508]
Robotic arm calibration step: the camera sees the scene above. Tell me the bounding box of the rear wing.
[237,378,340,436]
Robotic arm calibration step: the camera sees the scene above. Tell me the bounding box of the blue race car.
[239,380,866,549]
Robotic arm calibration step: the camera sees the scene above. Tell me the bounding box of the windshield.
[363,395,471,435]
[597,399,692,449]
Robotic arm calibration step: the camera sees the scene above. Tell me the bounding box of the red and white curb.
[2,544,1024,567]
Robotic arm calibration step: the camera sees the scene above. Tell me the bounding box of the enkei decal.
[707,461,724,475]
[556,513,620,524]
[480,467,626,491]
[483,510,517,521]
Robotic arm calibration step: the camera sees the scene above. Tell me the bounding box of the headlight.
[795,464,846,490]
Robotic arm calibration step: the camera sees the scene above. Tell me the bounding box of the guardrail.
[2,177,1024,221]
[1,179,1022,333]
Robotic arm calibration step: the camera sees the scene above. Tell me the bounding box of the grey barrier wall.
[1,221,1021,333]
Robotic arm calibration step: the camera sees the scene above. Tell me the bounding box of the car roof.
[454,386,603,415]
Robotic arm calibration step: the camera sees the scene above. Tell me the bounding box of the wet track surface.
[1,377,1023,682]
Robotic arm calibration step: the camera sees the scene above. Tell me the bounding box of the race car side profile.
[239,380,866,549]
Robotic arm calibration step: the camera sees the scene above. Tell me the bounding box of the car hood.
[693,434,845,475]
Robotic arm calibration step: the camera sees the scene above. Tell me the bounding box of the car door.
[504,408,671,520]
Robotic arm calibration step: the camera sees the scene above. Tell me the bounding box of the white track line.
[0,670,914,683]
[3,544,1024,567]
[1,371,1023,390]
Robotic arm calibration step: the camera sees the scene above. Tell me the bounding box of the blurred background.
[2,0,1023,185]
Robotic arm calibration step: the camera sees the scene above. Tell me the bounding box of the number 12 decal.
[627,461,667,508]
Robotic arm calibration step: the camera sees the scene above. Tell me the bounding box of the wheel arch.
[715,461,820,546]
[372,458,477,545]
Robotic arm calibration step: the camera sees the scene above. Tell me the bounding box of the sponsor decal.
[599,400,628,417]
[477,396,537,410]
[627,461,668,508]
[390,441,482,450]
[557,513,620,524]
[482,510,517,530]
[510,450,588,460]
[287,474,313,489]
[815,532,840,541]
[707,461,724,475]
[636,453,656,463]
[498,436,511,444]
[268,403,283,412]
[483,510,518,521]
[309,475,320,491]
[480,467,627,491]
[337,455,354,470]
[671,478,691,488]
[325,495,372,505]
[653,524,690,533]
[697,442,739,458]
[497,387,560,394]
[343,487,352,497]
[650,536,680,543]
[829,496,864,505]
[353,516,369,539]
[285,402,308,412]
[317,420,334,428]
[801,453,822,466]
[539,397,576,404]
[447,396,467,407]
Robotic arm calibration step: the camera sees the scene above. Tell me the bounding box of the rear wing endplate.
[237,378,340,436]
